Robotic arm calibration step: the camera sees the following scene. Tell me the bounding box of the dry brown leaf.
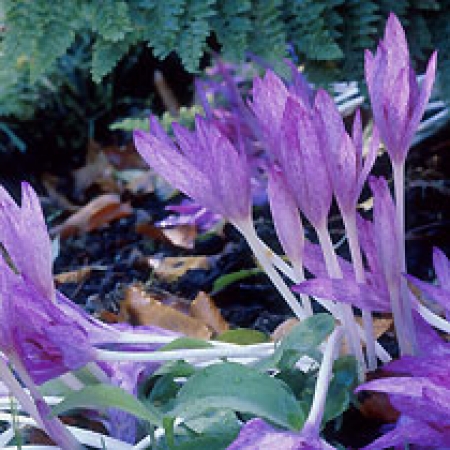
[51,194,132,238]
[147,256,210,283]
[73,141,117,196]
[271,318,300,342]
[54,267,93,284]
[136,222,197,249]
[104,142,147,170]
[119,285,212,339]
[190,291,229,335]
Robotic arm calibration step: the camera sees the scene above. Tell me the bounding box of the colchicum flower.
[365,12,437,166]
[134,115,252,227]
[358,322,450,449]
[0,183,176,447]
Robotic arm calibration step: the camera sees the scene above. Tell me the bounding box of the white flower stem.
[240,224,391,363]
[342,212,377,370]
[292,261,314,316]
[95,342,274,362]
[235,219,307,320]
[316,225,366,375]
[417,303,450,333]
[10,357,85,450]
[303,327,344,434]
[393,162,418,355]
[0,358,42,427]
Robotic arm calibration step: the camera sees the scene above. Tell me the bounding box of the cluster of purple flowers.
[0,10,446,450]
[134,13,446,449]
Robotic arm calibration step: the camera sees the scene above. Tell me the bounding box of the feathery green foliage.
[0,0,449,122]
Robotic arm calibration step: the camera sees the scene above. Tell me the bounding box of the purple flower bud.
[365,13,437,165]
[134,116,252,225]
[279,97,332,229]
[267,165,304,265]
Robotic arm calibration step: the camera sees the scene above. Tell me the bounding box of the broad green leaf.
[160,337,213,351]
[153,360,197,378]
[149,375,181,406]
[323,356,358,424]
[255,313,334,371]
[216,328,269,345]
[51,385,162,426]
[171,362,305,430]
[212,268,262,293]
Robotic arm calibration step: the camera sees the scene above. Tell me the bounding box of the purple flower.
[226,419,336,450]
[365,13,437,165]
[278,98,332,230]
[267,165,304,265]
[314,91,380,215]
[250,69,313,157]
[0,183,106,384]
[134,115,252,226]
[293,179,399,313]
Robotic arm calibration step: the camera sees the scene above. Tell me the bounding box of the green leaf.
[51,385,162,426]
[216,328,269,345]
[153,360,197,378]
[256,313,334,371]
[323,356,358,425]
[212,268,262,293]
[160,337,213,351]
[171,362,305,430]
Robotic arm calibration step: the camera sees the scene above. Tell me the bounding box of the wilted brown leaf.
[271,318,299,342]
[73,140,117,196]
[119,285,211,339]
[54,267,93,284]
[147,256,210,283]
[50,194,132,238]
[190,291,229,335]
[136,222,197,249]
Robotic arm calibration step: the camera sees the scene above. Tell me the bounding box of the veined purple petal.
[226,419,336,450]
[433,247,450,290]
[268,165,304,265]
[383,13,409,71]
[370,177,401,286]
[362,416,450,450]
[280,97,332,229]
[405,274,450,311]
[0,183,54,301]
[293,278,389,312]
[356,126,380,196]
[134,130,210,204]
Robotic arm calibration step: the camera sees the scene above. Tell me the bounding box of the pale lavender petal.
[293,278,389,312]
[226,419,335,450]
[352,109,363,165]
[280,98,332,229]
[268,165,304,264]
[405,274,450,311]
[364,49,375,89]
[386,67,410,162]
[356,126,380,196]
[0,183,54,301]
[134,130,209,202]
[383,13,409,71]
[362,416,449,450]
[433,247,450,290]
[370,177,401,286]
